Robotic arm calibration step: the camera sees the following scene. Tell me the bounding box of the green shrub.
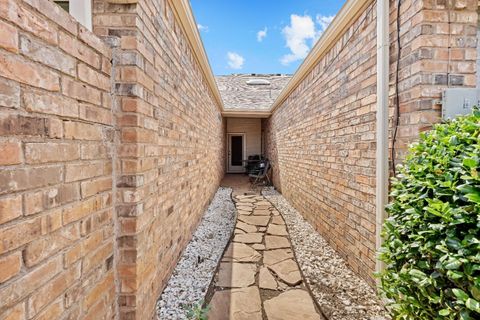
[379,109,480,319]
[185,301,209,320]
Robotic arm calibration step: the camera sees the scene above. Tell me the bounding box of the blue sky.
[190,1,345,75]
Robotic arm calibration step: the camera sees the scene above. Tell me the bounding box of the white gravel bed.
[157,187,236,320]
[263,187,389,320]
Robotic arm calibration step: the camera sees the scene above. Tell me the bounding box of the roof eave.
[222,110,271,118]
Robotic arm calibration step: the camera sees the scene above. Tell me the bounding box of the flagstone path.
[208,194,325,320]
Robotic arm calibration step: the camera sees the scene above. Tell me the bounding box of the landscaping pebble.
[156,187,236,320]
[263,187,390,320]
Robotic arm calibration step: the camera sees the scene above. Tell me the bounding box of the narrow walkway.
[220,173,260,197]
[208,194,324,320]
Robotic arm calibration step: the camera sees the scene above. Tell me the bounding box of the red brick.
[0,216,43,254]
[25,142,79,164]
[0,20,18,53]
[0,51,60,91]
[65,162,104,182]
[79,103,113,125]
[59,31,100,68]
[64,121,103,141]
[0,78,20,109]
[81,177,112,198]
[62,194,109,225]
[33,297,64,320]
[2,303,25,320]
[80,144,108,160]
[19,35,76,76]
[0,252,21,283]
[22,90,78,119]
[23,223,80,267]
[0,256,62,309]
[61,76,102,105]
[0,194,22,224]
[0,114,48,136]
[78,63,111,91]
[84,299,107,320]
[0,0,58,45]
[23,0,78,35]
[0,141,22,166]
[64,229,103,266]
[0,166,63,195]
[24,191,43,216]
[82,240,113,275]
[47,118,63,139]
[84,272,114,311]
[27,265,80,316]
[79,25,112,58]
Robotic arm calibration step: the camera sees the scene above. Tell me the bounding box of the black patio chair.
[249,159,271,187]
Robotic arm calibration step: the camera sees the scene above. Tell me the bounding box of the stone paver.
[252,209,270,215]
[233,232,263,244]
[264,290,321,320]
[265,235,291,249]
[223,243,261,263]
[210,194,323,319]
[238,215,270,226]
[259,267,277,290]
[263,248,294,266]
[236,221,257,233]
[252,244,265,250]
[268,259,302,286]
[267,223,288,236]
[209,286,263,320]
[271,215,285,225]
[216,262,257,288]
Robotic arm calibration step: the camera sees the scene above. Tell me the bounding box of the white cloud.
[280,14,316,65]
[197,24,209,32]
[227,52,245,69]
[257,27,267,42]
[316,14,335,31]
[280,13,335,66]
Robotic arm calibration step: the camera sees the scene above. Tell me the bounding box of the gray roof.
[216,74,292,111]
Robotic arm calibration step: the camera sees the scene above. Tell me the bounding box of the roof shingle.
[216,74,292,111]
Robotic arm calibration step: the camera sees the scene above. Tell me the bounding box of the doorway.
[227,133,246,173]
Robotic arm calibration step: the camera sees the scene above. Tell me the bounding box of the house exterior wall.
[0,0,116,319]
[0,0,225,319]
[264,0,478,285]
[226,118,262,165]
[93,0,226,319]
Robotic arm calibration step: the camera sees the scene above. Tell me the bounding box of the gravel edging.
[262,187,390,320]
[156,187,236,320]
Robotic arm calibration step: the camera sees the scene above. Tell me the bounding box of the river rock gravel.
[156,187,236,320]
[263,187,390,320]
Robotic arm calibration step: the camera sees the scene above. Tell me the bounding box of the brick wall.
[0,0,116,319]
[93,0,225,319]
[264,0,477,285]
[392,0,477,161]
[0,0,225,319]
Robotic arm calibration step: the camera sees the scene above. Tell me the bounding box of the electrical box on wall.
[442,88,479,120]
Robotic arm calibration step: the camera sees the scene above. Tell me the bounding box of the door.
[228,134,245,173]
